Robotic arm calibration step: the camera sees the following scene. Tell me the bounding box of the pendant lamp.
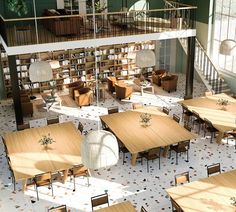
[219,39,236,56]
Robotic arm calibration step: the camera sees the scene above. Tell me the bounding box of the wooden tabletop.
[100,109,195,154]
[4,122,82,181]
[94,201,136,212]
[179,93,236,132]
[166,169,236,212]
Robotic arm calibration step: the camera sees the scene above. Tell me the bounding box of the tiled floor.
[0,74,235,212]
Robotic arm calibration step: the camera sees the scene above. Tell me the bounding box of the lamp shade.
[49,60,60,69]
[135,50,156,68]
[29,61,53,82]
[81,130,119,170]
[219,39,236,56]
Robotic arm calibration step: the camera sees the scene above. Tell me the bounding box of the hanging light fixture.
[219,39,236,56]
[29,61,53,82]
[135,49,156,68]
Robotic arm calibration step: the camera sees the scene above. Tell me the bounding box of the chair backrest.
[173,114,180,123]
[192,110,200,119]
[184,123,191,132]
[47,117,59,125]
[175,171,190,186]
[140,206,148,212]
[29,118,47,128]
[17,123,30,131]
[207,163,221,177]
[48,205,67,212]
[182,104,189,113]
[148,147,161,157]
[162,107,170,115]
[59,115,79,128]
[204,118,213,128]
[177,140,190,151]
[91,193,109,210]
[34,172,52,186]
[170,197,182,212]
[78,122,84,134]
[108,106,119,114]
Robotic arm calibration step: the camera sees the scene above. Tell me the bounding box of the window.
[212,0,236,73]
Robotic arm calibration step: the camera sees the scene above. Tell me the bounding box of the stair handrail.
[194,38,224,94]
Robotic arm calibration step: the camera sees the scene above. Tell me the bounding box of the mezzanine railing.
[0,1,196,47]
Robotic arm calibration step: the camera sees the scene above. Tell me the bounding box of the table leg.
[152,86,154,94]
[22,179,27,191]
[216,132,224,144]
[131,153,138,166]
[62,169,69,183]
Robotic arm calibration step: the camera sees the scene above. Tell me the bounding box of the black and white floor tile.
[0,74,235,211]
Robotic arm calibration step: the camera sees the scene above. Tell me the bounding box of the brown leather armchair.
[161,74,178,93]
[74,87,93,107]
[115,83,133,100]
[20,96,33,117]
[152,69,167,86]
[66,80,84,99]
[107,76,117,93]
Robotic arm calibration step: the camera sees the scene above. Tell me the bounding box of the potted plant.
[217,98,229,110]
[140,113,151,127]
[38,133,55,149]
[7,0,28,16]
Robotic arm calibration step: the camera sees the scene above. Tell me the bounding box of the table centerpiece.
[140,113,151,127]
[38,133,55,149]
[217,98,229,110]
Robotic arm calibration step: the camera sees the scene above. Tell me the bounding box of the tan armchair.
[152,69,167,86]
[74,87,93,107]
[115,83,133,100]
[161,74,178,93]
[66,80,84,99]
[107,76,117,93]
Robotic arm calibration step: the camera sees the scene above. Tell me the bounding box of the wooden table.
[4,122,82,191]
[179,93,236,143]
[94,201,136,212]
[166,169,236,212]
[100,108,195,165]
[140,85,154,96]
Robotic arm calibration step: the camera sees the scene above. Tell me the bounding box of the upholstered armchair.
[66,80,84,99]
[107,76,117,93]
[115,83,133,100]
[161,74,178,93]
[74,87,93,107]
[152,69,167,86]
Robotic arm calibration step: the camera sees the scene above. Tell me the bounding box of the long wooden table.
[100,108,195,165]
[94,201,136,212]
[4,122,82,191]
[179,93,236,143]
[166,169,236,212]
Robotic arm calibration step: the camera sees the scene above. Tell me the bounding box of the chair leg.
[36,186,39,201]
[158,157,160,170]
[123,152,125,165]
[147,160,149,173]
[210,132,213,143]
[51,183,54,197]
[176,152,178,165]
[186,150,189,162]
[86,175,90,187]
[73,176,76,192]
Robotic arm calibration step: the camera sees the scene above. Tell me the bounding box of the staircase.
[179,38,232,94]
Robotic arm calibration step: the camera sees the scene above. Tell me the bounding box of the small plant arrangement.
[39,133,55,149]
[217,98,229,110]
[140,80,150,87]
[230,197,236,207]
[140,113,151,126]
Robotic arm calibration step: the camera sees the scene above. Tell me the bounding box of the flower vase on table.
[217,98,229,110]
[140,113,151,127]
[38,133,55,150]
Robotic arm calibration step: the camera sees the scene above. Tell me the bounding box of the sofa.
[66,80,84,100]
[115,83,133,100]
[74,87,93,107]
[161,74,178,93]
[20,94,33,117]
[44,9,83,36]
[152,69,167,86]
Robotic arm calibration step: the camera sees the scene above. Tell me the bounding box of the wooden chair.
[70,164,90,192]
[47,117,59,125]
[192,111,204,134]
[29,118,47,128]
[162,106,170,115]
[78,122,84,134]
[140,147,161,172]
[181,104,193,123]
[91,193,109,211]
[7,156,16,191]
[108,106,119,114]
[184,123,192,132]
[204,118,218,143]
[174,171,190,186]
[173,114,180,123]
[225,130,236,149]
[207,163,221,177]
[34,172,53,201]
[17,123,30,130]
[170,197,182,212]
[169,140,190,165]
[140,206,148,212]
[120,144,130,165]
[48,205,67,212]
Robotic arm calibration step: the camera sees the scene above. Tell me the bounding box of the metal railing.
[194,39,223,94]
[0,1,197,47]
